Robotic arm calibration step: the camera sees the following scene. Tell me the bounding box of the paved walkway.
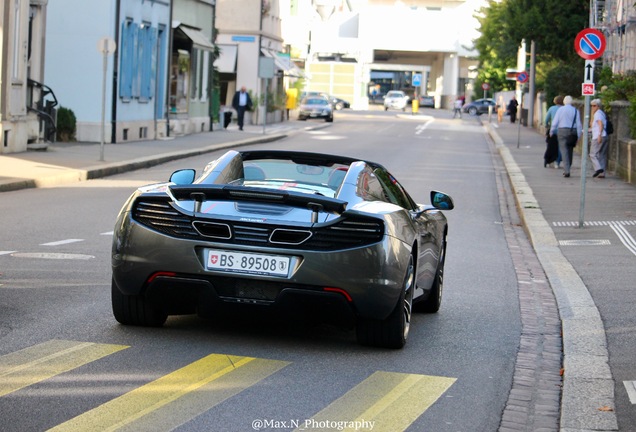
[2,114,634,431]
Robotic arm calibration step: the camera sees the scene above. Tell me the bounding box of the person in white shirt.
[453,98,463,118]
[549,95,582,178]
[589,98,608,178]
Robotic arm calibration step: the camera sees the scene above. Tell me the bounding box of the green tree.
[473,0,588,96]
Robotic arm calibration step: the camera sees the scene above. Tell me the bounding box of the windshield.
[230,158,351,197]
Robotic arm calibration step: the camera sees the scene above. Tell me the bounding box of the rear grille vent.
[132,200,198,238]
[132,199,383,250]
[236,202,291,215]
[193,222,232,239]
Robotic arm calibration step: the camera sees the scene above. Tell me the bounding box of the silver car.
[111,150,454,348]
[383,90,409,111]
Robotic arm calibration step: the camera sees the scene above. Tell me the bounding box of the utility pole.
[528,40,536,127]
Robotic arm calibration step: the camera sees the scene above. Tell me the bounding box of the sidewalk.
[0,121,323,192]
[2,115,633,430]
[487,118,636,431]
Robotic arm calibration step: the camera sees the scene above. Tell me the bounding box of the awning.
[215,44,238,73]
[261,48,305,78]
[178,25,214,50]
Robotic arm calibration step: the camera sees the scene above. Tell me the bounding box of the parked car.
[462,98,497,116]
[419,95,436,108]
[297,96,334,122]
[383,90,409,111]
[110,150,454,348]
[300,92,350,110]
[329,96,350,110]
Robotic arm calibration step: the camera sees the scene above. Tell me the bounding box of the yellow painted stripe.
[0,340,129,397]
[50,354,290,432]
[298,371,456,432]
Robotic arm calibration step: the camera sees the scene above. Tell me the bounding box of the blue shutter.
[119,20,134,100]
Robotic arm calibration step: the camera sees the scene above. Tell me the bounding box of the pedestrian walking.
[589,98,609,178]
[507,96,519,123]
[232,86,253,131]
[497,95,505,123]
[453,98,463,118]
[544,95,563,168]
[549,95,582,178]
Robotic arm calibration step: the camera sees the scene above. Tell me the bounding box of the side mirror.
[430,191,454,210]
[170,169,196,185]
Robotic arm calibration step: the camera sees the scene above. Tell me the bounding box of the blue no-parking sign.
[574,28,606,60]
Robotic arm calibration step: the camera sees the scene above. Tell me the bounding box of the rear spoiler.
[169,184,348,218]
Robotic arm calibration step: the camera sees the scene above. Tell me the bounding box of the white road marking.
[0,251,17,256]
[609,223,636,256]
[11,252,94,260]
[624,381,636,404]
[40,239,84,246]
[553,221,636,256]
[559,240,611,246]
[101,231,114,236]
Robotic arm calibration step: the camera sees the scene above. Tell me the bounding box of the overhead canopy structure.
[215,44,238,73]
[174,24,214,50]
[261,48,305,78]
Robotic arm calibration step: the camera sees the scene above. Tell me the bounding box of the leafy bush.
[56,106,76,141]
[543,63,584,107]
[598,68,636,138]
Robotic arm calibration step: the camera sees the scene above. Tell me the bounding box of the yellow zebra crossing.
[0,339,128,397]
[0,340,456,431]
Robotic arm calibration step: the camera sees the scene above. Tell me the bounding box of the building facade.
[44,0,172,144]
[1,0,50,154]
[215,0,298,125]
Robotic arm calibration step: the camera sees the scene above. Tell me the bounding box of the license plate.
[206,249,290,277]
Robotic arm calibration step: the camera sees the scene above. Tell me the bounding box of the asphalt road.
[0,110,523,431]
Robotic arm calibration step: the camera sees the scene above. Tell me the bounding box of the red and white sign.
[575,28,606,60]
[482,83,490,90]
[517,71,529,83]
[582,83,596,96]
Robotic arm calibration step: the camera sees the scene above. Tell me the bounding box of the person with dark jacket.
[507,96,519,123]
[232,86,253,131]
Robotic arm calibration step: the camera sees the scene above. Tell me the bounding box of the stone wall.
[607,101,635,185]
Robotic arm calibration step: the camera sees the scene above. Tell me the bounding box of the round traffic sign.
[482,83,490,90]
[574,28,606,60]
[517,71,528,83]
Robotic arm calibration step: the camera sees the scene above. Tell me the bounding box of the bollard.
[412,99,419,114]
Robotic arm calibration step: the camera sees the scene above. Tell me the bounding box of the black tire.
[111,278,167,327]
[414,241,446,313]
[356,256,414,349]
[384,107,388,111]
[326,116,333,123]
[468,107,478,116]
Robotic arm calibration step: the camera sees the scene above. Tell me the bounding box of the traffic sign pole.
[574,28,606,228]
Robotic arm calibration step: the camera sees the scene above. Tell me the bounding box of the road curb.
[0,134,287,192]
[485,124,618,431]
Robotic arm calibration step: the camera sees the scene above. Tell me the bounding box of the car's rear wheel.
[111,279,167,327]
[414,240,446,313]
[335,102,344,110]
[356,256,414,349]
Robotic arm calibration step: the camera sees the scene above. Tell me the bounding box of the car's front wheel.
[356,256,414,349]
[468,107,478,116]
[111,279,167,327]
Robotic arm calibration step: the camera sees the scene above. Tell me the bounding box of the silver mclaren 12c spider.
[111,150,454,348]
